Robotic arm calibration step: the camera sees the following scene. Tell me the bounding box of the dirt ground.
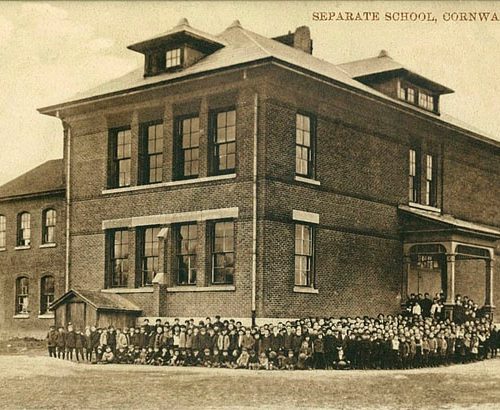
[0,355,499,409]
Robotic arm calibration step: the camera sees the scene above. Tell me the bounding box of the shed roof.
[50,289,142,313]
[399,205,500,239]
[0,159,64,200]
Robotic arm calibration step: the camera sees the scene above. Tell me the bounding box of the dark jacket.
[65,331,76,349]
[56,331,66,348]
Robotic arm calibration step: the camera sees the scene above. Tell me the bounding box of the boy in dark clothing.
[65,326,76,361]
[46,326,58,358]
[312,333,326,369]
[75,330,84,362]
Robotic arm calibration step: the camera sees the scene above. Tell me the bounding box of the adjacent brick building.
[3,19,498,334]
[0,160,66,338]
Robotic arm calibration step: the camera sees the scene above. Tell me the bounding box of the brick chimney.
[273,26,313,54]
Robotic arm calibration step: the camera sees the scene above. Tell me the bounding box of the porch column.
[443,253,456,320]
[483,258,495,319]
[153,226,170,286]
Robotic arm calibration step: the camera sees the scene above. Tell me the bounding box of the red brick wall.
[0,193,65,339]
[61,63,499,322]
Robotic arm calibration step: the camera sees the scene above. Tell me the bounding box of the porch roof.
[50,289,142,313]
[398,205,500,239]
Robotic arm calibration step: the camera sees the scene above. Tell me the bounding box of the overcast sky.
[0,1,498,186]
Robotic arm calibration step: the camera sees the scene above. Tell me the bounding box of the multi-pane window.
[140,227,160,287]
[212,110,236,174]
[16,277,29,315]
[419,92,434,111]
[17,212,31,246]
[42,209,56,244]
[40,275,55,314]
[425,154,437,207]
[295,224,314,287]
[176,116,200,179]
[176,224,198,285]
[408,149,420,203]
[110,230,129,288]
[296,113,314,177]
[212,221,235,284]
[398,84,416,104]
[140,122,163,184]
[110,128,131,188]
[166,48,182,68]
[0,215,5,248]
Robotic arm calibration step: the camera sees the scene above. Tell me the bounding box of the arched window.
[17,212,31,246]
[40,275,55,314]
[16,277,29,315]
[0,215,6,249]
[42,209,57,244]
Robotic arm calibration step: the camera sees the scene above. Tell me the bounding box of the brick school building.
[1,19,499,336]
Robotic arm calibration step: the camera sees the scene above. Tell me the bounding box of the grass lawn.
[0,355,499,409]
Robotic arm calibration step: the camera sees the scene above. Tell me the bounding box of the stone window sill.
[13,314,30,319]
[14,245,31,251]
[102,173,237,195]
[293,286,319,294]
[408,202,441,214]
[295,175,321,186]
[101,288,154,294]
[40,243,57,249]
[38,313,55,319]
[167,285,235,293]
[0,247,6,252]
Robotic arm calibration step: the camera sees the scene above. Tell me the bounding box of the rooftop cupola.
[127,18,226,77]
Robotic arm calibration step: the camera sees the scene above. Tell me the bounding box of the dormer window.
[127,18,226,78]
[166,48,182,69]
[418,91,434,111]
[398,84,416,104]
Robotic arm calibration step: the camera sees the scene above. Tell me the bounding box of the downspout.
[251,92,258,327]
[60,115,71,293]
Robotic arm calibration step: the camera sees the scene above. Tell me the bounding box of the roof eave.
[37,56,498,148]
[0,188,65,203]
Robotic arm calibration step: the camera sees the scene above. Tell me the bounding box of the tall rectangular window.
[40,276,55,315]
[110,230,129,288]
[295,224,314,287]
[296,113,314,177]
[110,128,131,188]
[212,110,236,175]
[17,212,31,246]
[212,221,235,284]
[408,149,420,203]
[16,277,29,315]
[42,209,56,244]
[425,154,437,207]
[166,48,182,68]
[139,227,160,287]
[140,121,163,184]
[175,224,198,285]
[175,116,200,179]
[0,215,5,248]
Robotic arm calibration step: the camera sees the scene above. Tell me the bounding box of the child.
[283,350,296,370]
[159,347,169,366]
[258,352,269,370]
[202,348,212,367]
[46,326,58,358]
[127,346,137,364]
[116,347,127,364]
[136,348,147,365]
[277,349,287,370]
[248,350,259,370]
[211,348,222,368]
[191,349,202,366]
[268,351,278,370]
[101,346,114,364]
[221,350,232,368]
[236,347,250,369]
[146,347,155,365]
[75,330,84,362]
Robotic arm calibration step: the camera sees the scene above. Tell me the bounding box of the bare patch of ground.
[0,355,499,409]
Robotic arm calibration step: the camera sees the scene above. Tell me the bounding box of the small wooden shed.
[50,289,142,330]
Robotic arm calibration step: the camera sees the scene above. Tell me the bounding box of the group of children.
[46,311,499,370]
